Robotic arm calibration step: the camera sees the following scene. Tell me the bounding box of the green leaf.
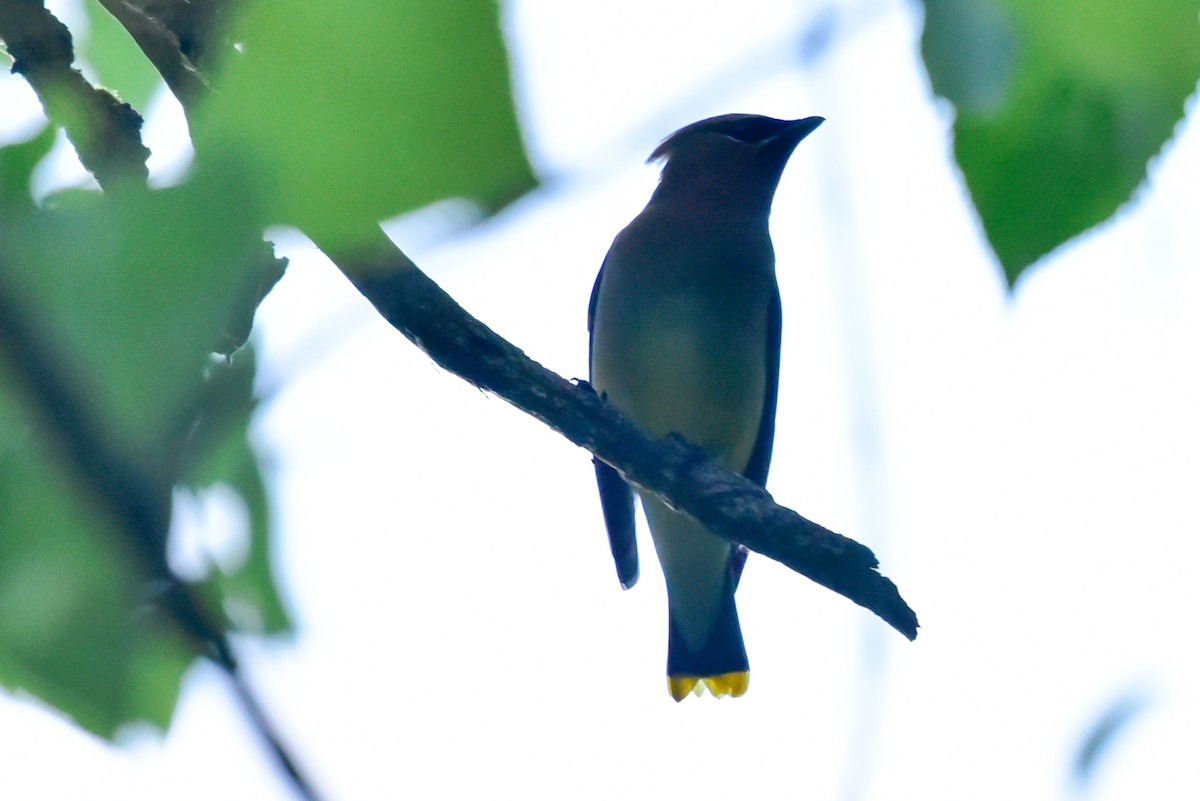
[0,384,192,736]
[0,124,56,207]
[193,0,536,247]
[181,348,291,634]
[0,159,283,736]
[2,163,264,466]
[81,0,163,110]
[922,0,1200,285]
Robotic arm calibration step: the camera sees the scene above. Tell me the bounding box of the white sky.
[1,1,1198,799]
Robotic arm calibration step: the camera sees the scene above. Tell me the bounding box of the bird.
[588,113,823,701]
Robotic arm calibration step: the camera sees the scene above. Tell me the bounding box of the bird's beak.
[759,116,824,162]
[781,116,824,144]
[756,116,823,165]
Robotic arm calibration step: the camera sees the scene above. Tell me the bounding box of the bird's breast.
[591,275,770,474]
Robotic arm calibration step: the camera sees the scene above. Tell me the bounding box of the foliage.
[193,1,536,246]
[0,136,279,735]
[921,0,1200,284]
[0,0,532,742]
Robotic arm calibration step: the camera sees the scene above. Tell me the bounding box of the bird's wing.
[743,285,781,487]
[589,261,640,589]
[730,286,781,590]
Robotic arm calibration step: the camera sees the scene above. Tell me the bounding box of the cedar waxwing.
[588,113,823,701]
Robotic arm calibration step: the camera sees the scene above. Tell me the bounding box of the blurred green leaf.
[921,0,1018,116]
[922,0,1200,285]
[0,384,193,736]
[0,158,286,736]
[182,348,290,634]
[208,452,290,633]
[194,0,536,247]
[0,123,55,207]
[81,0,163,109]
[1,161,263,466]
[1,0,531,744]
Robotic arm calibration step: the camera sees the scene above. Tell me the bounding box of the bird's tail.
[665,571,749,701]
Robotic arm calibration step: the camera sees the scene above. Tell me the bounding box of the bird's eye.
[724,129,756,145]
[722,120,776,145]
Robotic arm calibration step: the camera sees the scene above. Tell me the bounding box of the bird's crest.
[648,114,795,163]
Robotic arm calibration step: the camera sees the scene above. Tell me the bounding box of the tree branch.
[0,0,149,189]
[95,0,203,107]
[322,229,919,639]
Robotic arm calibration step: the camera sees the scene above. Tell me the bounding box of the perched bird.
[588,113,823,701]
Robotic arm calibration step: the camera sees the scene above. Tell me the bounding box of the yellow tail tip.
[668,672,749,701]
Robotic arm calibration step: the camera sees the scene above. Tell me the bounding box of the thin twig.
[227,666,325,801]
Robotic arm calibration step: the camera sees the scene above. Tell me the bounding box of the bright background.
[1,1,1197,799]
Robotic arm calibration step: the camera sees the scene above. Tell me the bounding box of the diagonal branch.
[0,0,149,189]
[93,0,216,111]
[4,0,915,637]
[322,229,919,639]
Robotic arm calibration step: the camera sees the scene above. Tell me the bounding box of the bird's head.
[649,114,824,212]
